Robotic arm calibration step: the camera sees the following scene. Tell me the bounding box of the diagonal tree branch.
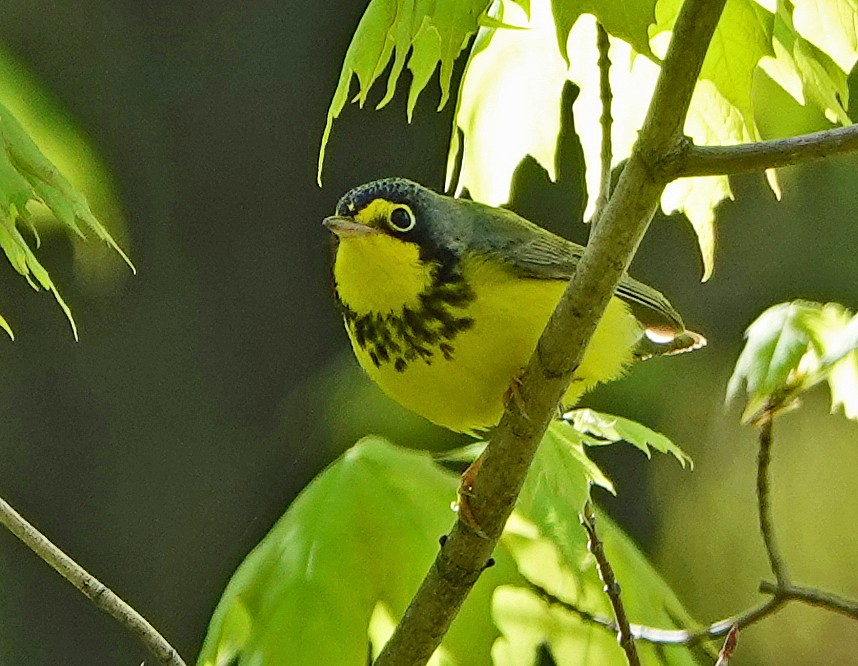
[0,495,187,666]
[674,124,858,177]
[374,1,729,663]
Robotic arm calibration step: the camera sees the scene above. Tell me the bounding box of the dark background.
[1,1,857,664]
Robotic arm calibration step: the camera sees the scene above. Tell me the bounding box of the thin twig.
[581,502,640,666]
[590,21,613,229]
[756,409,789,586]
[0,495,187,666]
[760,581,858,621]
[675,124,858,177]
[373,2,729,663]
[526,576,786,646]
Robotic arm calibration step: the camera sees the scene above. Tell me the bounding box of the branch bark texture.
[374,1,729,663]
[0,496,187,666]
[676,124,858,177]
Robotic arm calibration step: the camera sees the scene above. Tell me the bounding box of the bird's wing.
[473,209,688,335]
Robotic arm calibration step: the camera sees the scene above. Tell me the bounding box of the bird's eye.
[388,205,416,233]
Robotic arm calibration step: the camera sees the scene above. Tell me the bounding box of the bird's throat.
[333,234,434,315]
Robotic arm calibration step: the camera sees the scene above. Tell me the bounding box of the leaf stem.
[0,495,187,666]
[591,21,614,228]
[756,409,789,586]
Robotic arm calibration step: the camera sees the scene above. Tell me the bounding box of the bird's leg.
[455,370,532,537]
[503,368,530,421]
[456,453,488,538]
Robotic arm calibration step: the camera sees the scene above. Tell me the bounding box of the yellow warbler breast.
[337,247,643,434]
[333,232,433,315]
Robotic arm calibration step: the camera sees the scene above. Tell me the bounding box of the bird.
[324,177,705,436]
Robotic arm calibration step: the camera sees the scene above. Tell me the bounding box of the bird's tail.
[635,328,707,360]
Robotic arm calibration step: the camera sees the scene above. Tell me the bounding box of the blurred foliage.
[0,43,130,260]
[199,435,706,666]
[0,56,132,338]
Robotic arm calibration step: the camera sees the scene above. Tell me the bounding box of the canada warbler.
[324,178,704,434]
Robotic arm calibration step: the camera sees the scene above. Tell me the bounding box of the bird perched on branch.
[324,178,704,435]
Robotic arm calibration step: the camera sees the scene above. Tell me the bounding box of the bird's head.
[323,178,463,315]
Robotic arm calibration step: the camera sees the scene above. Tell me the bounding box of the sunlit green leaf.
[0,312,13,340]
[446,0,567,204]
[495,513,704,666]
[327,0,858,282]
[197,438,517,666]
[727,301,822,418]
[564,408,692,468]
[792,0,858,74]
[551,0,656,61]
[0,44,131,273]
[812,307,858,421]
[448,0,783,280]
[520,421,615,515]
[517,418,691,571]
[566,15,659,222]
[821,313,858,368]
[827,351,858,420]
[318,0,492,182]
[761,2,851,124]
[727,301,858,422]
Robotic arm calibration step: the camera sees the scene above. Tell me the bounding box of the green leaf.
[727,301,823,418]
[446,0,568,204]
[318,0,491,183]
[515,424,608,591]
[520,421,615,516]
[565,15,660,222]
[827,350,858,421]
[821,313,858,368]
[761,2,851,124]
[495,512,704,666]
[726,301,858,422]
[448,0,787,281]
[655,0,775,280]
[517,419,690,571]
[550,0,656,61]
[564,408,692,468]
[812,307,858,421]
[201,431,702,664]
[0,101,133,338]
[197,438,516,666]
[792,0,858,75]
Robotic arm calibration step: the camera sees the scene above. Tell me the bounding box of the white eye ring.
[388,205,416,232]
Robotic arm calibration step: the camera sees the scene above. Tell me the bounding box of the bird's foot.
[503,369,530,421]
[455,454,488,538]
